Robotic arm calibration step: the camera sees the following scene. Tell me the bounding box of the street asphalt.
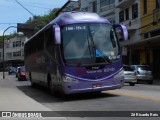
[0,72,160,120]
[0,74,66,120]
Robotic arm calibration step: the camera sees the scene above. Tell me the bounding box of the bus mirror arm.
[113,24,128,41]
[54,25,61,44]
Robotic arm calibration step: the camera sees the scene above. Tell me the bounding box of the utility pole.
[3,26,17,79]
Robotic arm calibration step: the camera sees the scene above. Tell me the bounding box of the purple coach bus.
[24,12,128,95]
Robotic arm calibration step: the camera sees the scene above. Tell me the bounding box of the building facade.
[121,0,160,79]
[80,0,160,79]
[115,0,141,65]
[80,0,142,64]
[0,35,27,70]
[138,0,160,79]
[80,0,116,24]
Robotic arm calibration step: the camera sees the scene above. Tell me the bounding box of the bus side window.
[45,28,54,48]
[38,32,44,51]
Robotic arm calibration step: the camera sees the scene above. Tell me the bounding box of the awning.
[120,35,160,47]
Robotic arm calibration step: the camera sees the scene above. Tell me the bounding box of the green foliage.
[0,8,59,41]
[0,34,17,43]
[26,8,59,31]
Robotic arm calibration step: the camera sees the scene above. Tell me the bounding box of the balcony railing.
[116,0,135,8]
[153,9,160,23]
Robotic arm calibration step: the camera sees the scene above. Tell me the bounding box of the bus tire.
[48,74,56,95]
[29,72,35,87]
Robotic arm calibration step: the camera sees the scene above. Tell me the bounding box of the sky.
[0,0,68,36]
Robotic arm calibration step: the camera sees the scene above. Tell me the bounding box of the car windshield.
[61,23,120,66]
[123,66,133,71]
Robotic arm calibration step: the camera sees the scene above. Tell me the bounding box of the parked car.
[131,65,153,84]
[123,65,137,86]
[8,66,17,75]
[17,66,26,81]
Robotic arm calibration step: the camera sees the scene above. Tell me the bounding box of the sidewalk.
[0,76,66,120]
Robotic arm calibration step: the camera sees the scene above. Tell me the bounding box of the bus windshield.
[61,23,120,66]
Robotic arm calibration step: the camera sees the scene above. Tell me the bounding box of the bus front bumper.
[63,77,124,94]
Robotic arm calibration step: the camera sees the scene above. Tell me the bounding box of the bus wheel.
[29,73,35,87]
[48,75,56,95]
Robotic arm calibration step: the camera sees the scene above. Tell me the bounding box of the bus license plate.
[92,83,102,88]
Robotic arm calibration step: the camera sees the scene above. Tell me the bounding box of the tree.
[0,33,17,43]
[26,8,59,31]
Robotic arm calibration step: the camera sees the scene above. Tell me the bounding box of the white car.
[131,65,153,84]
[123,65,137,86]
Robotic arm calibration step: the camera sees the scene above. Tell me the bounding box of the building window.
[119,11,124,22]
[144,33,149,39]
[13,51,21,57]
[92,1,97,12]
[143,0,147,14]
[156,0,160,9]
[132,3,138,19]
[125,8,129,20]
[150,28,160,37]
[13,41,21,48]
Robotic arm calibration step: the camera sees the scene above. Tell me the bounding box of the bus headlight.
[114,70,124,78]
[63,76,78,82]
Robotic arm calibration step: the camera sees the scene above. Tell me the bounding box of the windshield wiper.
[110,29,116,48]
[87,25,96,62]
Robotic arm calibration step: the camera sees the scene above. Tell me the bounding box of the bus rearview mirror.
[54,25,61,44]
[114,24,128,41]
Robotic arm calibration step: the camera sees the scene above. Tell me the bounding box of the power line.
[4,0,59,10]
[0,23,17,24]
[15,0,35,16]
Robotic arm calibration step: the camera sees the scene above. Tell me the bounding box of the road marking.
[104,90,160,102]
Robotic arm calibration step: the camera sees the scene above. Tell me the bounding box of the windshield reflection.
[61,23,120,66]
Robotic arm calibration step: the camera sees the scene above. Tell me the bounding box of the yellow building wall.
[138,0,156,65]
[140,0,160,40]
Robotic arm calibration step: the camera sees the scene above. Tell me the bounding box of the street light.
[3,24,34,79]
[3,26,17,79]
